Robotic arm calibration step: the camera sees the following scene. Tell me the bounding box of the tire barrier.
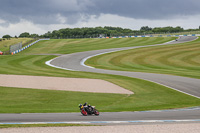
[11,38,50,55]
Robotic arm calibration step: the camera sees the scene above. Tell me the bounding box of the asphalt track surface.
[0,108,200,125]
[1,36,200,125]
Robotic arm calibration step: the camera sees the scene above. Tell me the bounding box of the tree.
[140,26,152,31]
[152,26,184,33]
[174,26,184,32]
[30,34,39,38]
[19,32,30,38]
[2,34,12,39]
[41,26,137,39]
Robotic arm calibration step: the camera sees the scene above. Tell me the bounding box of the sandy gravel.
[1,123,200,133]
[0,74,133,94]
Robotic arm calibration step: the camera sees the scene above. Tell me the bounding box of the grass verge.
[0,38,33,52]
[0,124,95,129]
[85,37,200,79]
[19,37,176,55]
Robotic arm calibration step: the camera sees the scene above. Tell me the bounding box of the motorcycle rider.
[83,102,93,112]
[83,102,87,107]
[79,104,83,109]
[79,102,99,116]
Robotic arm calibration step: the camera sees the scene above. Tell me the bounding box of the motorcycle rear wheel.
[94,109,99,116]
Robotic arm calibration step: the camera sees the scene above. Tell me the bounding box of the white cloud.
[0,19,46,38]
[56,14,67,24]
[1,13,200,38]
[0,19,6,24]
[76,14,200,30]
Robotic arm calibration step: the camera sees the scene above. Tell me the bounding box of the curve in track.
[49,36,200,98]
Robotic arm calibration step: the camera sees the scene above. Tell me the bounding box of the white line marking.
[140,78,200,99]
[45,59,78,71]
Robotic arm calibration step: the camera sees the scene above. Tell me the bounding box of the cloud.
[90,0,200,20]
[0,19,47,37]
[0,0,200,37]
[0,0,94,25]
[1,0,200,25]
[75,13,200,30]
[2,13,199,38]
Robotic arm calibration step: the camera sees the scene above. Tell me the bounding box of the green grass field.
[0,38,32,52]
[0,123,94,128]
[20,37,176,54]
[0,37,199,113]
[86,37,200,79]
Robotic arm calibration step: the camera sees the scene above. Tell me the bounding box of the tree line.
[2,26,200,39]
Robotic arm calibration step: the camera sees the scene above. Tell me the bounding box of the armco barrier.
[11,38,50,55]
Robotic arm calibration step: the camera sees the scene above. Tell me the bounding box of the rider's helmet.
[79,104,82,108]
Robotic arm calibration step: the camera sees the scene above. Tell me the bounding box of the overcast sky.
[0,0,200,37]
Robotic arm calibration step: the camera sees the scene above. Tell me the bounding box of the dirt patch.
[0,74,133,94]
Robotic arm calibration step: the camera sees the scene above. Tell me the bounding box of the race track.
[49,36,200,98]
[0,107,200,125]
[1,36,200,125]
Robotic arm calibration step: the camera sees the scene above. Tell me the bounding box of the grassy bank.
[0,37,199,113]
[20,37,176,54]
[86,37,200,79]
[0,38,32,52]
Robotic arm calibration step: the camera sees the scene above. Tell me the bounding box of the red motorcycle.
[79,103,99,116]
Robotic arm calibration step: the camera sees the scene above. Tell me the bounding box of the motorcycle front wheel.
[81,109,88,116]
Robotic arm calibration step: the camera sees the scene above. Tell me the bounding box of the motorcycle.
[79,103,99,116]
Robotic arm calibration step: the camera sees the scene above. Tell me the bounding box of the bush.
[2,35,12,39]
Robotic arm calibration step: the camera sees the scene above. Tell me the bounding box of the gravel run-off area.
[0,74,133,94]
[1,123,200,133]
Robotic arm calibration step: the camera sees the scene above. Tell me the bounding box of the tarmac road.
[49,36,200,98]
[0,108,200,125]
[1,36,200,125]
